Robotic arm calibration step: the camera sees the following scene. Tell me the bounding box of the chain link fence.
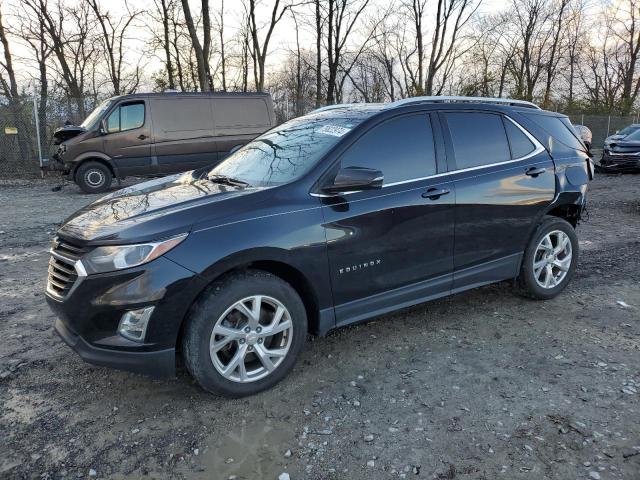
[0,94,638,180]
[0,94,100,179]
[566,113,640,149]
[0,96,39,178]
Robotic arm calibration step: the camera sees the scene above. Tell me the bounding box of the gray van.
[51,92,276,193]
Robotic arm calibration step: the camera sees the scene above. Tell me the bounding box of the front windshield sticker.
[317,125,351,137]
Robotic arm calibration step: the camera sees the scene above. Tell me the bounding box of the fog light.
[118,306,154,342]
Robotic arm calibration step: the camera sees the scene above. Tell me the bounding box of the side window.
[445,112,510,169]
[106,108,119,133]
[339,114,436,185]
[504,118,536,159]
[523,112,584,150]
[105,102,145,133]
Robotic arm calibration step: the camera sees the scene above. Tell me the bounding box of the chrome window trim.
[311,115,546,198]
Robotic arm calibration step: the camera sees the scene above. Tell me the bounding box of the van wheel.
[517,216,578,300]
[182,270,307,397]
[75,161,113,194]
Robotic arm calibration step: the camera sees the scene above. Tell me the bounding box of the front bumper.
[46,255,207,378]
[599,154,640,172]
[54,318,175,377]
[45,149,72,174]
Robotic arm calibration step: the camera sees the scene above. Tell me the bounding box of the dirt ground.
[1,172,639,480]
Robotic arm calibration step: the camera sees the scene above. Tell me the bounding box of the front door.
[103,100,153,176]
[439,110,556,290]
[321,113,455,326]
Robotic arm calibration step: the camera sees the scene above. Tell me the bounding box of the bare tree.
[0,4,33,159]
[215,0,228,91]
[325,0,371,104]
[246,0,295,92]
[613,0,640,113]
[25,0,98,117]
[180,0,211,91]
[541,0,570,109]
[315,0,323,106]
[88,0,142,95]
[158,0,176,89]
[16,2,53,151]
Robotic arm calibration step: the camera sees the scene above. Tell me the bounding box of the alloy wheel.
[209,295,293,383]
[533,230,572,289]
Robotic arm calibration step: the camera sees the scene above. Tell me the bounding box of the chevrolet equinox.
[46,96,593,397]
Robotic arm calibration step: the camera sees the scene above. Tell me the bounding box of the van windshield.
[209,114,368,187]
[80,99,113,130]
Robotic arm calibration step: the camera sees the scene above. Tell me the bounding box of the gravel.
[1,174,640,479]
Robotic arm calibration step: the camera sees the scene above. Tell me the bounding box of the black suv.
[46,96,593,397]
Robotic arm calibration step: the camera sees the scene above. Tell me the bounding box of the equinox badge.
[339,259,381,275]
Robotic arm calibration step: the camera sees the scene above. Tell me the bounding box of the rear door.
[102,100,153,176]
[439,110,555,290]
[150,96,218,173]
[321,113,455,326]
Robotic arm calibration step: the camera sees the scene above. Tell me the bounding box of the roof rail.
[385,95,541,110]
[310,103,367,114]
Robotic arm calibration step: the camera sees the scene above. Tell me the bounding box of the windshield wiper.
[206,174,251,188]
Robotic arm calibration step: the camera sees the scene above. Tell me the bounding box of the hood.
[604,137,640,154]
[58,172,266,243]
[53,124,87,145]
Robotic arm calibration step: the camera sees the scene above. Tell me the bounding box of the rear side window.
[106,102,144,133]
[445,112,510,169]
[504,119,536,158]
[523,113,584,150]
[339,114,436,184]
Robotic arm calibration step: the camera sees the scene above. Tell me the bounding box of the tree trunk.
[161,0,175,89]
[315,0,322,107]
[181,0,210,91]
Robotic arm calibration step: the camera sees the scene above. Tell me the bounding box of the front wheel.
[75,161,113,194]
[182,270,307,397]
[517,216,579,300]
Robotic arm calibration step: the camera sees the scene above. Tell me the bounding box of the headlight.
[81,233,188,274]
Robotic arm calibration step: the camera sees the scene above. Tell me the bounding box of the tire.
[75,161,113,194]
[517,216,579,300]
[182,270,307,397]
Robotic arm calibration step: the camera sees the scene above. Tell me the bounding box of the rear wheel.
[75,161,113,194]
[182,270,307,397]
[517,216,578,300]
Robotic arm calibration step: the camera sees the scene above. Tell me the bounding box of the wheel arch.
[545,203,582,228]
[71,153,118,180]
[175,254,324,354]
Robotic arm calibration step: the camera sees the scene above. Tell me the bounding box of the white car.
[573,124,592,151]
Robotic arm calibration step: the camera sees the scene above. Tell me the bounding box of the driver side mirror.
[322,167,383,194]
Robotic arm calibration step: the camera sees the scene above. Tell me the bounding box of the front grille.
[47,239,88,299]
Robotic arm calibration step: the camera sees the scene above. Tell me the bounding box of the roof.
[109,91,271,101]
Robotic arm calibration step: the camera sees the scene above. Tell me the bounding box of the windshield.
[624,128,640,141]
[209,114,369,187]
[80,99,113,129]
[618,125,639,136]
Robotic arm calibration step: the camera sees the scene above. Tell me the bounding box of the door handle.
[137,134,147,140]
[422,187,450,200]
[525,166,546,177]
